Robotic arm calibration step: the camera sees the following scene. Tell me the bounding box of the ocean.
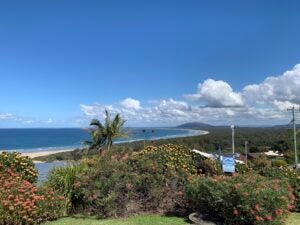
[0,127,202,152]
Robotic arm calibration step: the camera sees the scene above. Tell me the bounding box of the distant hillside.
[177,122,214,129]
[272,124,300,129]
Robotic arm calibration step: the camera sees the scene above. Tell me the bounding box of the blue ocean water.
[0,128,202,152]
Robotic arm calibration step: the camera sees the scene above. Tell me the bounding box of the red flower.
[274,209,281,216]
[232,208,238,216]
[266,215,273,221]
[255,216,263,221]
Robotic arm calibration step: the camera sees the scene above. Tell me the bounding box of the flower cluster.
[0,152,37,183]
[134,144,198,175]
[0,162,64,224]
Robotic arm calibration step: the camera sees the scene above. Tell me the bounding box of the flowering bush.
[185,174,295,225]
[133,144,198,175]
[258,166,300,212]
[72,156,189,217]
[0,163,64,224]
[0,152,37,183]
[193,156,222,175]
[67,144,197,217]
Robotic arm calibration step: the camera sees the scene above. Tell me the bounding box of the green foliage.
[37,127,292,162]
[185,174,295,225]
[0,152,38,183]
[236,163,251,174]
[249,146,260,153]
[272,159,288,167]
[75,160,135,217]
[251,155,272,169]
[193,156,222,176]
[44,162,87,215]
[258,166,300,212]
[272,140,290,153]
[85,109,128,154]
[58,144,196,217]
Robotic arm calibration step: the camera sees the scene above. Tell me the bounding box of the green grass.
[287,213,300,225]
[43,213,300,225]
[43,215,189,225]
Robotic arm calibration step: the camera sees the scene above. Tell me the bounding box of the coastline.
[2,128,209,161]
[21,149,75,160]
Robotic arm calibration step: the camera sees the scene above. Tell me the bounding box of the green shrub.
[73,157,188,217]
[0,152,37,183]
[235,163,251,174]
[0,163,64,224]
[251,155,272,169]
[258,166,300,212]
[66,144,194,217]
[74,159,135,217]
[44,161,87,215]
[193,157,222,176]
[185,174,295,225]
[271,159,288,167]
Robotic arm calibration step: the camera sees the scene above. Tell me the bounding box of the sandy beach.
[20,149,74,159]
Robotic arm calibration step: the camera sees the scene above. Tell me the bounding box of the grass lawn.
[43,215,190,225]
[286,213,300,225]
[43,213,300,225]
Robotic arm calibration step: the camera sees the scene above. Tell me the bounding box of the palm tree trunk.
[99,147,106,159]
[107,139,113,151]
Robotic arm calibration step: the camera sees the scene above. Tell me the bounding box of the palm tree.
[85,110,127,157]
[84,120,107,157]
[103,110,128,151]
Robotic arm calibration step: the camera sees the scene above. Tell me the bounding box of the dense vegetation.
[42,142,299,224]
[2,112,300,224]
[35,126,298,163]
[186,174,294,225]
[0,153,64,224]
[1,141,300,224]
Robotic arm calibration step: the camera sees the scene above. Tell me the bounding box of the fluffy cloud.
[243,64,300,110]
[80,98,194,125]
[186,79,244,107]
[120,98,141,110]
[79,63,300,126]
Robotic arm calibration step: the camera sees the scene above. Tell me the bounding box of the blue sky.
[1,0,300,127]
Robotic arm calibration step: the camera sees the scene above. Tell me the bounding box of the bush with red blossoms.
[0,162,64,224]
[0,152,38,183]
[185,174,295,225]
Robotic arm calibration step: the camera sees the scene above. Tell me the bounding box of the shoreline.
[21,149,75,159]
[2,129,209,161]
[0,149,75,162]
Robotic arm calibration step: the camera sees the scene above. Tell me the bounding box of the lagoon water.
[0,127,202,152]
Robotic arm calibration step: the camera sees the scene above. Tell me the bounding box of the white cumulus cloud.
[73,63,300,126]
[186,79,244,107]
[243,63,300,108]
[120,98,141,110]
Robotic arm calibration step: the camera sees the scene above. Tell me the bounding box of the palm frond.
[90,119,103,128]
